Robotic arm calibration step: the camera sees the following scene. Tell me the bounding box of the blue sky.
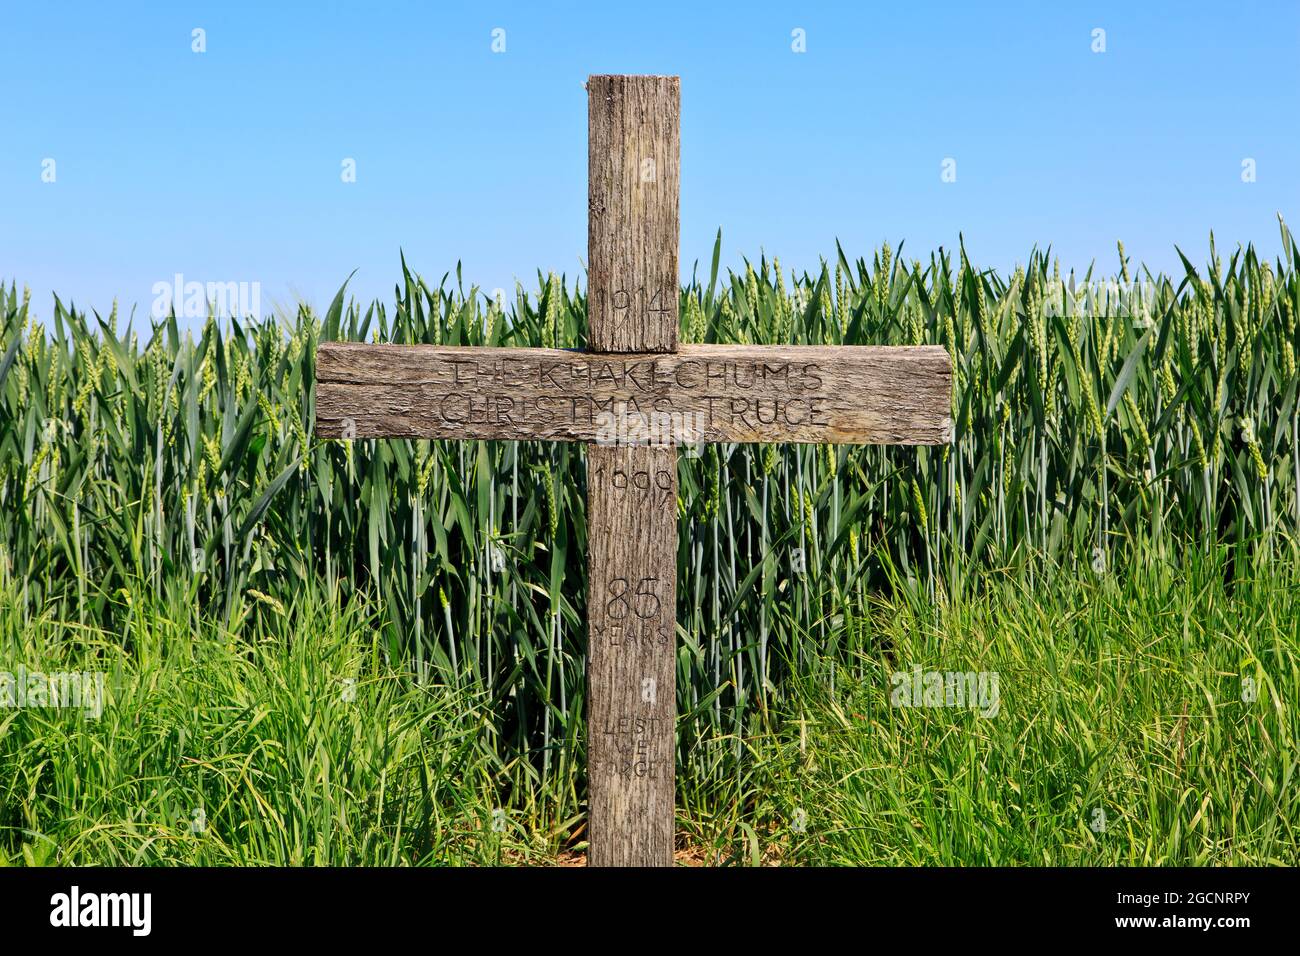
[2,1,1297,324]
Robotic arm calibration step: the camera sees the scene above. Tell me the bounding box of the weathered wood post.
[585,74,680,866]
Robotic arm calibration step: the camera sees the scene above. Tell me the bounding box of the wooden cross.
[315,75,951,866]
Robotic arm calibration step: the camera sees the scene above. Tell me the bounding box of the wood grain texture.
[586,75,679,867]
[315,343,952,445]
[585,442,676,866]
[587,75,680,353]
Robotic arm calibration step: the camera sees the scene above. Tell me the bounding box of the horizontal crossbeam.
[315,342,951,445]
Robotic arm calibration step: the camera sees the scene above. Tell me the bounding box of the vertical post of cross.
[585,74,681,867]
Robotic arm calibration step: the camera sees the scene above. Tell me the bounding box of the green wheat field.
[2,226,1298,866]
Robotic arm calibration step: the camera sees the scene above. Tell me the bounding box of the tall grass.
[2,224,1298,825]
[0,579,536,865]
[761,545,1300,866]
[3,544,1294,865]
